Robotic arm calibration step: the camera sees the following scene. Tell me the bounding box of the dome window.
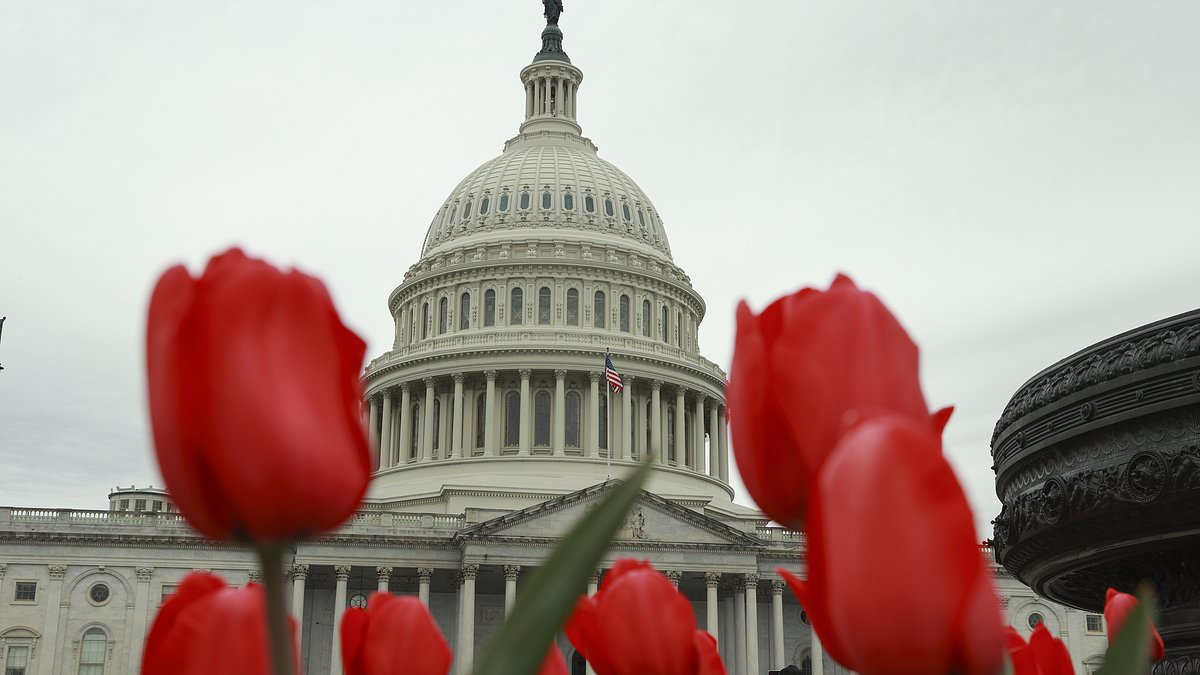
[504,392,521,447]
[463,200,472,219]
[566,288,579,326]
[538,287,552,324]
[599,395,609,450]
[448,206,457,223]
[594,291,607,329]
[641,300,651,337]
[422,302,430,340]
[565,392,582,448]
[637,209,646,227]
[499,194,510,212]
[474,393,486,448]
[484,289,496,327]
[541,191,553,209]
[660,306,669,343]
[619,294,630,332]
[438,297,449,334]
[563,192,574,210]
[432,399,442,452]
[584,194,595,213]
[534,391,551,447]
[520,191,531,210]
[479,197,490,215]
[604,198,614,217]
[510,287,524,325]
[622,203,632,222]
[460,292,471,330]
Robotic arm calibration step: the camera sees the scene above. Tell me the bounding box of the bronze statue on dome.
[543,0,563,26]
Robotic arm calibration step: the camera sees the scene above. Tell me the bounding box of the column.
[457,564,479,675]
[518,369,532,455]
[705,572,721,641]
[418,567,433,606]
[708,400,720,478]
[733,584,747,675]
[674,387,686,466]
[744,574,759,675]
[587,570,599,596]
[377,566,392,593]
[37,565,66,675]
[368,396,381,469]
[127,567,153,675]
[525,80,533,118]
[718,406,729,482]
[620,375,633,461]
[503,565,520,617]
[771,580,785,670]
[650,380,663,463]
[484,371,499,455]
[331,565,351,675]
[811,631,825,675]
[587,372,600,456]
[422,378,436,461]
[399,383,413,464]
[553,370,566,454]
[636,393,647,458]
[452,373,465,458]
[289,564,309,623]
[380,390,393,469]
[693,395,705,472]
[666,570,681,589]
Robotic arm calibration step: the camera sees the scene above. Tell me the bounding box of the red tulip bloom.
[779,415,1004,675]
[1104,588,1165,661]
[146,247,370,542]
[538,645,569,675]
[566,559,728,675]
[1004,626,1041,675]
[1028,623,1075,675]
[341,593,451,675]
[728,274,931,528]
[142,572,297,675]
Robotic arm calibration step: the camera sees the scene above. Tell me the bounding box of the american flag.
[604,354,623,393]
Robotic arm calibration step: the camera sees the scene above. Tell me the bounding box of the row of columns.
[525,75,576,119]
[367,371,729,480]
[289,563,818,675]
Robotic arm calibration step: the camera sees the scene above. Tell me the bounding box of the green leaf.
[472,459,651,675]
[1097,587,1156,675]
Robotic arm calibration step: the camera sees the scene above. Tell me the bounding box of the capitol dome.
[363,22,732,513]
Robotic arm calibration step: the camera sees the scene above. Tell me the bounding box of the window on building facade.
[152,501,162,512]
[520,191,531,210]
[475,394,486,448]
[584,194,595,213]
[432,400,441,451]
[134,499,146,512]
[438,297,448,334]
[542,191,552,209]
[460,293,471,330]
[463,200,472,219]
[510,288,524,325]
[645,401,653,452]
[504,392,520,447]
[638,209,646,227]
[599,394,608,450]
[484,290,496,326]
[88,583,110,605]
[78,628,106,675]
[666,407,675,461]
[5,645,29,675]
[411,404,421,459]
[604,198,614,217]
[1027,612,1044,630]
[563,192,574,210]
[499,194,509,212]
[534,391,551,447]
[594,291,606,328]
[1086,614,1103,633]
[676,311,682,346]
[619,295,630,332]
[538,287,552,324]
[566,289,579,325]
[119,500,128,511]
[13,583,35,602]
[422,302,429,339]
[479,197,490,215]
[160,585,177,606]
[622,203,631,221]
[448,206,457,223]
[660,306,669,343]
[641,299,651,337]
[565,392,581,448]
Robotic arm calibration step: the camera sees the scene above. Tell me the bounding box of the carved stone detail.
[376,566,393,583]
[247,570,262,583]
[417,567,434,583]
[743,573,759,589]
[334,565,352,580]
[704,572,721,587]
[771,579,786,594]
[503,565,521,581]
[288,564,310,580]
[48,564,67,580]
[461,563,480,580]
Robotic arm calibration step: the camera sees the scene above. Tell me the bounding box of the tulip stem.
[258,544,296,675]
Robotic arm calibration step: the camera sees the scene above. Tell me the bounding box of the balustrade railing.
[0,506,464,534]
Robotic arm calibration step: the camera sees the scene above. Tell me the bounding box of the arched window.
[584,194,595,213]
[534,391,551,447]
[474,394,486,449]
[448,206,457,222]
[566,392,582,448]
[4,644,29,675]
[599,393,609,450]
[641,299,651,337]
[538,287,552,325]
[410,307,418,343]
[499,193,510,212]
[563,193,574,210]
[504,392,521,447]
[432,399,442,452]
[566,289,579,325]
[666,407,676,462]
[438,297,448,334]
[79,627,107,675]
[604,198,614,217]
[422,302,429,340]
[619,295,630,332]
[510,287,524,325]
[463,200,472,219]
[593,291,606,328]
[622,203,631,221]
[479,197,490,215]
[460,292,471,330]
[410,404,420,459]
[542,191,553,209]
[660,306,669,343]
[638,209,646,227]
[484,289,496,327]
[519,191,531,210]
[676,311,683,346]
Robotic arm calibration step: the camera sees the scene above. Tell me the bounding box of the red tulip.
[566,559,728,675]
[142,572,297,675]
[728,274,931,528]
[1104,588,1165,661]
[1028,623,1075,675]
[538,645,569,675]
[779,415,1004,675]
[146,247,370,542]
[341,592,451,675]
[1005,626,1041,675]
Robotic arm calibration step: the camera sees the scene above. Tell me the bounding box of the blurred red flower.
[341,593,452,675]
[1027,622,1075,675]
[1104,588,1165,662]
[146,247,370,542]
[566,559,727,675]
[727,274,932,528]
[142,572,297,675]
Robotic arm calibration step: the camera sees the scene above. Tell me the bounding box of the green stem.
[257,544,296,675]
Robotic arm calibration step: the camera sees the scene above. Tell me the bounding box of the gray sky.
[2,1,1198,537]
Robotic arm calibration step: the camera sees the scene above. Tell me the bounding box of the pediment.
[458,481,761,548]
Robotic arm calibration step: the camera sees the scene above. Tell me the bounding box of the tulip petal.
[141,572,225,675]
[1104,587,1165,662]
[1003,627,1041,675]
[340,607,368,675]
[362,594,452,675]
[1029,623,1073,675]
[952,563,1006,675]
[538,644,569,675]
[693,630,729,675]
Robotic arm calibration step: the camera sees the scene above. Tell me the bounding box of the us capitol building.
[0,9,1110,675]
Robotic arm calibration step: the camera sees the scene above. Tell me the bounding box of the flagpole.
[605,349,612,479]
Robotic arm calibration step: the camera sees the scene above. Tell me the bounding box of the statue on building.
[543,0,563,26]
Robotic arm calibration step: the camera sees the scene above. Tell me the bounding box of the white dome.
[421,136,674,262]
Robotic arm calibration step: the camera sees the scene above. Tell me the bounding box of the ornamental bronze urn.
[991,309,1200,674]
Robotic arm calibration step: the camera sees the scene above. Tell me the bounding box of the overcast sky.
[2,1,1198,537]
